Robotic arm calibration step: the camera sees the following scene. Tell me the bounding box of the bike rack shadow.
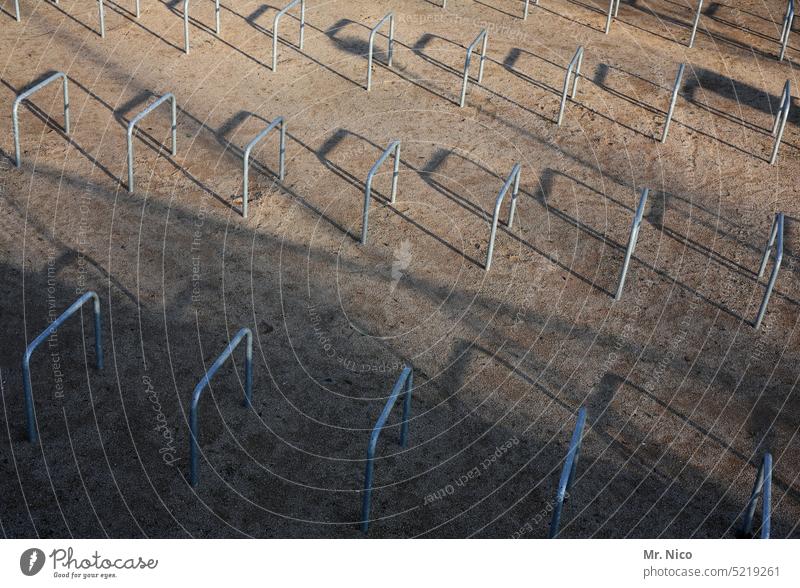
[305,129,484,266]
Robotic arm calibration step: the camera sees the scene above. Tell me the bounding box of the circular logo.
[19,548,46,576]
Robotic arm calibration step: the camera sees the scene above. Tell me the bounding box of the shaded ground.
[0,0,799,537]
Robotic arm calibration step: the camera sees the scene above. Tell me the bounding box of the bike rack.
[549,407,587,538]
[736,453,772,538]
[459,29,488,108]
[661,63,685,143]
[522,0,534,20]
[485,163,522,271]
[361,365,413,534]
[189,327,254,487]
[241,116,286,219]
[22,292,103,444]
[604,0,620,34]
[557,46,583,126]
[779,0,794,61]
[770,80,791,165]
[615,187,649,301]
[360,139,400,245]
[12,72,70,168]
[184,0,221,55]
[126,92,177,193]
[754,213,784,329]
[272,0,305,71]
[688,0,704,48]
[366,12,395,92]
[12,0,19,21]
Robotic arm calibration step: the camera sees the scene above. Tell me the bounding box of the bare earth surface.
[0,0,799,538]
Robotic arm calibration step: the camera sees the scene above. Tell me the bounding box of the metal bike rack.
[360,139,400,245]
[366,12,395,91]
[22,292,103,444]
[126,92,177,193]
[770,80,791,165]
[736,453,772,538]
[661,63,685,143]
[12,72,70,168]
[184,0,221,55]
[549,407,587,538]
[688,0,704,48]
[779,0,794,61]
[604,0,620,34]
[557,46,583,126]
[272,0,305,71]
[241,116,286,219]
[98,0,140,37]
[754,213,784,329]
[12,0,20,21]
[485,163,522,271]
[459,29,488,108]
[361,365,413,534]
[523,0,534,20]
[615,187,649,301]
[189,327,254,487]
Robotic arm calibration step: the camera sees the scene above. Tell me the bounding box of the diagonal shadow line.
[292,132,484,264]
[473,0,525,20]
[521,183,759,315]
[48,3,102,37]
[220,4,362,87]
[535,4,606,33]
[682,95,777,136]
[99,1,184,52]
[619,2,785,60]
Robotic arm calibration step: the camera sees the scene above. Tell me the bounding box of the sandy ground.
[0,0,799,538]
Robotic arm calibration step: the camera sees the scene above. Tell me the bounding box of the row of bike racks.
[7,0,797,64]
[9,68,793,326]
[15,301,774,537]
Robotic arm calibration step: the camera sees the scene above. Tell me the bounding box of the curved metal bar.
[22,292,103,444]
[459,28,488,108]
[366,12,395,91]
[242,116,286,218]
[361,139,401,245]
[604,0,620,34]
[557,46,583,126]
[779,1,794,61]
[189,327,254,487]
[661,63,685,143]
[615,187,649,301]
[126,92,177,193]
[12,71,70,168]
[485,163,522,271]
[549,407,587,538]
[272,0,305,71]
[737,453,772,538]
[361,365,413,534]
[770,81,791,165]
[183,0,221,54]
[688,0,704,48]
[755,213,784,329]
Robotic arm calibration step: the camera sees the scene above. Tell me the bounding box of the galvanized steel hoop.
[361,139,400,245]
[126,92,177,193]
[12,71,70,168]
[366,12,395,91]
[460,29,488,108]
[485,163,522,271]
[241,116,286,218]
[272,0,305,71]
